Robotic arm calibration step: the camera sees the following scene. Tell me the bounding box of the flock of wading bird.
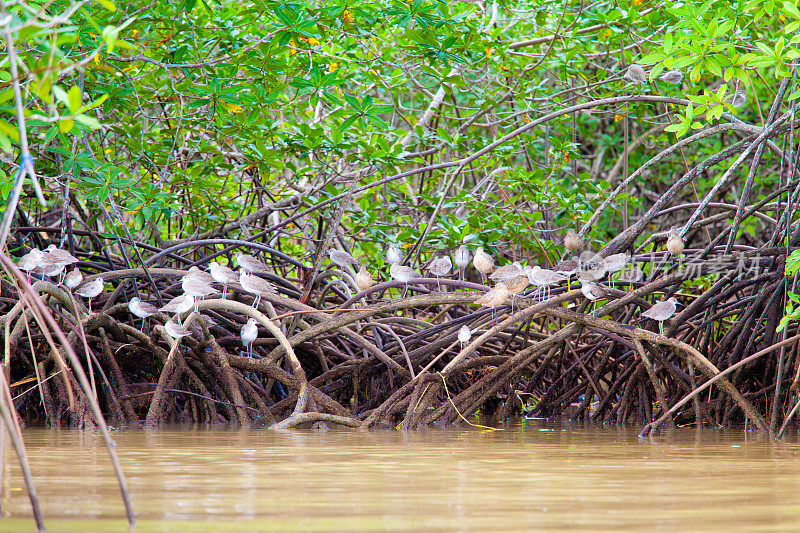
[14,226,687,355]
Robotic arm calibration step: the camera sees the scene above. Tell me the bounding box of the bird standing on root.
[564,229,583,252]
[386,245,403,265]
[490,261,524,283]
[667,228,684,256]
[75,278,104,313]
[454,245,471,281]
[504,274,530,313]
[328,249,360,269]
[553,256,580,291]
[159,293,195,315]
[389,263,418,296]
[355,265,373,292]
[181,276,219,312]
[641,297,679,335]
[427,256,452,290]
[239,270,277,308]
[527,266,566,300]
[601,253,628,288]
[235,252,270,273]
[580,282,605,315]
[164,320,192,339]
[209,262,238,299]
[241,318,258,357]
[64,268,83,289]
[472,247,494,284]
[129,296,159,330]
[475,282,509,324]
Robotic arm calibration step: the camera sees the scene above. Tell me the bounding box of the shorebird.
[602,253,628,288]
[235,252,270,273]
[427,256,452,290]
[666,228,684,255]
[355,265,373,292]
[504,274,530,312]
[730,90,747,108]
[329,249,360,269]
[564,229,582,252]
[458,325,471,349]
[241,317,258,357]
[17,249,45,281]
[475,282,509,324]
[64,268,83,289]
[129,296,159,330]
[490,261,523,282]
[386,245,403,265]
[239,270,277,308]
[186,266,216,284]
[553,257,580,291]
[472,247,494,283]
[659,69,683,85]
[209,262,238,299]
[527,266,566,300]
[454,245,471,280]
[641,297,679,335]
[580,282,605,315]
[75,278,104,313]
[181,276,219,311]
[164,320,192,340]
[159,293,195,315]
[389,263,418,295]
[44,244,79,266]
[36,261,65,284]
[623,63,647,84]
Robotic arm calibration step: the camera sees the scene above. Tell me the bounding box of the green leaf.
[68,86,82,114]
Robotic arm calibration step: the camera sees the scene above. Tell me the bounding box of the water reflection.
[3,421,800,531]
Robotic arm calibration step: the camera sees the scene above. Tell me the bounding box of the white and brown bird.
[129,296,158,319]
[355,265,373,292]
[75,278,104,313]
[427,256,452,290]
[666,228,684,255]
[623,63,647,84]
[641,297,679,335]
[129,296,159,330]
[489,261,523,282]
[554,257,580,291]
[504,274,530,312]
[209,261,238,299]
[580,281,605,315]
[181,276,219,311]
[159,293,195,315]
[17,248,45,281]
[235,252,270,273]
[472,247,495,282]
[454,245,471,280]
[64,268,83,289]
[527,266,566,300]
[389,263,418,295]
[239,270,277,308]
[602,253,629,288]
[386,245,403,265]
[164,320,192,339]
[241,317,258,357]
[564,229,583,252]
[659,69,683,85]
[44,244,79,266]
[458,325,472,348]
[329,249,360,269]
[475,282,509,323]
[185,266,216,284]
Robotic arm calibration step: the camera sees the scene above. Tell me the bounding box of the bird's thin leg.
[222,284,228,299]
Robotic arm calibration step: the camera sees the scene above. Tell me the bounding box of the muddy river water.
[3,420,800,531]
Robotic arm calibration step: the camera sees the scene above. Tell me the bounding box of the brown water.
[2,421,800,531]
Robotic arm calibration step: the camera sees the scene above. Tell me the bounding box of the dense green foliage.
[2,0,798,258]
